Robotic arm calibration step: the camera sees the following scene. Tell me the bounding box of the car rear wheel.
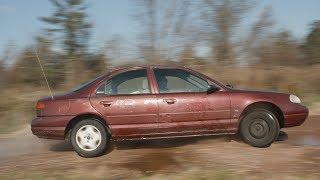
[71,119,110,157]
[240,109,280,147]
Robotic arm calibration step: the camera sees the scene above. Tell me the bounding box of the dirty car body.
[31,65,308,157]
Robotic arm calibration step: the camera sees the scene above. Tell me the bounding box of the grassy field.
[0,87,49,133]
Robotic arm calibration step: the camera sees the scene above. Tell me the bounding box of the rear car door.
[153,68,209,135]
[90,68,158,139]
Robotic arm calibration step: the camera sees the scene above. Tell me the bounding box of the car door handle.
[163,99,176,104]
[100,101,112,107]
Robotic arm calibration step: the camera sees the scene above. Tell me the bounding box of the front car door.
[152,68,209,136]
[90,68,158,139]
[153,67,231,136]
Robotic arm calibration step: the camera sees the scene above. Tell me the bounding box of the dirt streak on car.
[31,65,308,157]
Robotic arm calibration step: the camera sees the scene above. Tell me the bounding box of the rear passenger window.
[96,69,150,95]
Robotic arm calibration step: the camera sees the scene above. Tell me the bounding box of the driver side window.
[154,68,209,93]
[97,69,150,95]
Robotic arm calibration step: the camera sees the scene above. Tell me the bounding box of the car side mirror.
[207,85,220,94]
[226,84,233,88]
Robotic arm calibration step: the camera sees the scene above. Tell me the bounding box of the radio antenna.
[34,49,54,100]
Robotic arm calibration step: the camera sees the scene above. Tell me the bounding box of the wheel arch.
[239,101,285,129]
[64,113,110,140]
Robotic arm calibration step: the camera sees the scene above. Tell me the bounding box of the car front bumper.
[283,104,309,128]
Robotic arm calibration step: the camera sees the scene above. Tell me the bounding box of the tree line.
[0,0,319,89]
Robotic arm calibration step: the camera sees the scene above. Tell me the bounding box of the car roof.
[107,64,190,73]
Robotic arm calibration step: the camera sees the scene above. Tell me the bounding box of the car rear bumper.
[31,116,73,140]
[283,105,309,128]
[31,126,65,140]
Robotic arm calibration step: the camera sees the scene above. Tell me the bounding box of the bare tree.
[200,0,253,65]
[40,0,92,87]
[302,20,320,65]
[135,0,194,63]
[244,6,274,64]
[254,31,303,66]
[249,6,274,44]
[0,59,5,88]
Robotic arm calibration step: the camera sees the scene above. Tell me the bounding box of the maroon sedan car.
[31,65,308,157]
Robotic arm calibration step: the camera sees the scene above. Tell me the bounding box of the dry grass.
[0,86,51,133]
[197,65,320,105]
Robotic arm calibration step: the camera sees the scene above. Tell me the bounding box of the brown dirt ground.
[0,116,319,179]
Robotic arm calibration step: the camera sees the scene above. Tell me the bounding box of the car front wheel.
[240,109,280,147]
[71,119,110,157]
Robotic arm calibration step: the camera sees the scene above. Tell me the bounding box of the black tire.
[71,119,110,157]
[240,109,280,147]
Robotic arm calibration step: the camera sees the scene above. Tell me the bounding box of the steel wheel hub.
[249,119,269,139]
[76,125,102,151]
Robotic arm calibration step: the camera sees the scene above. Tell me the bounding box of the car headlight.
[289,94,301,104]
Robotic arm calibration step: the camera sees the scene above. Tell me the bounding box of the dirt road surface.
[0,116,319,179]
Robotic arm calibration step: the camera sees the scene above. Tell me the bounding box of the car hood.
[227,88,290,97]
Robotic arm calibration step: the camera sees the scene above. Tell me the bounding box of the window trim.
[152,67,212,94]
[94,68,153,96]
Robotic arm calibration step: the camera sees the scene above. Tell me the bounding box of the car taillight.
[36,102,45,110]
